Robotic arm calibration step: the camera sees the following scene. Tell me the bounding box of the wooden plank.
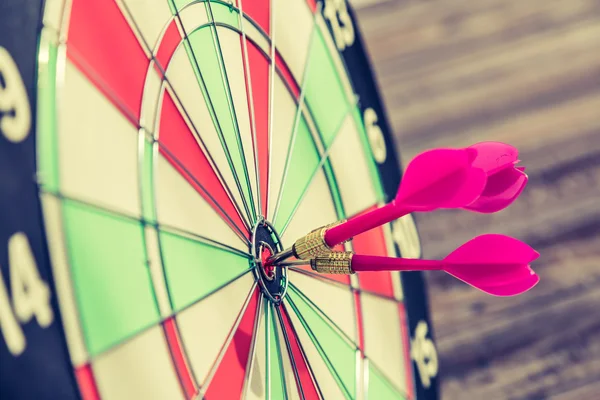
[353,0,600,397]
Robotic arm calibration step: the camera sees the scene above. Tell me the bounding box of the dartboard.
[0,0,438,399]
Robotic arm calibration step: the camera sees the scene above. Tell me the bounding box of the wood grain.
[353,0,600,398]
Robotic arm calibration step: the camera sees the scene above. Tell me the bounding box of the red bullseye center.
[261,246,275,279]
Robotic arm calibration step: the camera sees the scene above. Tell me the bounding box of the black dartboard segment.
[0,0,438,399]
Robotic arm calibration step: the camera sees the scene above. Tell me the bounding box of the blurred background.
[351,0,600,398]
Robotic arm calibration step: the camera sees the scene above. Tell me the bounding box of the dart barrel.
[292,220,346,260]
[310,251,355,275]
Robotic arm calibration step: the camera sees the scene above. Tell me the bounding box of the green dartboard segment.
[159,229,251,312]
[287,289,356,398]
[37,34,59,193]
[304,29,349,148]
[182,25,255,220]
[62,200,159,357]
[274,115,320,232]
[368,363,408,400]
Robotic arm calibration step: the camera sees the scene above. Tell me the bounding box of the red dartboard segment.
[74,364,100,400]
[275,51,300,98]
[163,318,198,399]
[398,304,415,400]
[67,0,148,124]
[279,305,321,400]
[351,207,395,298]
[241,39,270,217]
[204,289,260,400]
[156,19,181,71]
[158,90,248,235]
[238,0,270,34]
[305,0,318,13]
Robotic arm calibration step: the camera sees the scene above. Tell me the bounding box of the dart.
[269,145,488,264]
[463,142,528,213]
[302,234,540,297]
[323,146,488,247]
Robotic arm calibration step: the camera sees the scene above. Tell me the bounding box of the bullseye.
[250,219,288,303]
[260,244,276,280]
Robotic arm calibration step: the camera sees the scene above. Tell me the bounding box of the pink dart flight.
[351,234,540,296]
[464,142,528,213]
[324,147,488,247]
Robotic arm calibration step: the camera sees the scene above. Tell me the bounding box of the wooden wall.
[353,0,600,398]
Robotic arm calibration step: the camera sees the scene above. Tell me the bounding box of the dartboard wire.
[160,222,250,258]
[268,302,289,400]
[237,0,263,219]
[159,80,253,233]
[116,0,254,231]
[284,296,353,399]
[362,357,370,399]
[144,134,200,396]
[40,189,250,258]
[240,293,265,398]
[289,267,401,303]
[270,2,323,226]
[158,142,251,245]
[266,301,272,400]
[275,305,306,400]
[61,5,255,232]
[314,14,356,120]
[275,303,325,400]
[288,283,356,348]
[278,96,358,235]
[39,193,89,366]
[205,0,258,222]
[78,269,254,365]
[53,35,254,240]
[198,282,258,398]
[154,85,254,239]
[171,10,255,225]
[266,0,276,220]
[116,2,254,232]
[137,133,171,315]
[313,11,387,203]
[38,0,68,42]
[289,267,350,289]
[56,0,73,44]
[291,285,411,400]
[137,214,198,395]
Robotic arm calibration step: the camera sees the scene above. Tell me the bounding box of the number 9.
[0,46,31,143]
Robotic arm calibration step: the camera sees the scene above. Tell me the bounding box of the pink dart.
[311,234,540,297]
[324,147,487,247]
[464,142,528,213]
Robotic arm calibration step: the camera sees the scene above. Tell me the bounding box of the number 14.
[0,232,54,356]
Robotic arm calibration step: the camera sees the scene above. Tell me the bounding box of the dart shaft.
[267,248,294,265]
[324,202,406,246]
[351,255,441,272]
[277,260,310,267]
[309,253,442,274]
